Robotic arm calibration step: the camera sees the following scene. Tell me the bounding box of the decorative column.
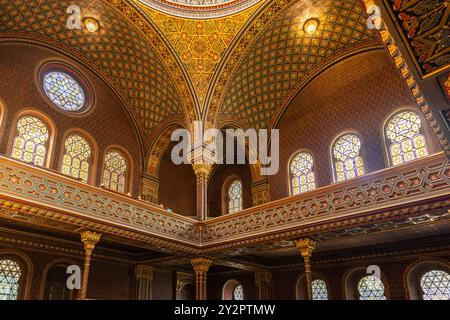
[255,271,272,300]
[191,257,212,300]
[79,231,101,300]
[135,265,154,300]
[295,238,316,300]
[141,174,159,204]
[251,182,270,206]
[193,164,212,221]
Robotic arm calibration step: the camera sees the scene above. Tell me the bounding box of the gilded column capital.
[295,238,316,259]
[80,231,102,253]
[135,265,154,280]
[192,163,212,178]
[191,257,213,273]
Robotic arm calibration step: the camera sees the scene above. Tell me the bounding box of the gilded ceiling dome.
[138,0,262,18]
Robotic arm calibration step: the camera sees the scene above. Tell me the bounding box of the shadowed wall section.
[158,151,197,217]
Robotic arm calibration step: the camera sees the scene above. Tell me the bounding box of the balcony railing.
[0,153,449,251]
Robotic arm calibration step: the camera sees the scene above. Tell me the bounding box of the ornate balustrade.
[0,156,199,248]
[200,153,450,246]
[0,153,449,253]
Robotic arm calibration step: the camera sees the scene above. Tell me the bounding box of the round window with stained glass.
[42,71,86,112]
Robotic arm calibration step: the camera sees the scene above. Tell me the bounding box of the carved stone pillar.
[141,175,159,204]
[191,257,212,300]
[295,238,316,300]
[79,231,101,300]
[255,271,272,300]
[135,265,154,300]
[193,164,212,221]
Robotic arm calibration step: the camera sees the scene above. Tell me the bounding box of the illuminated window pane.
[102,150,127,193]
[228,180,242,214]
[385,111,428,165]
[312,279,328,300]
[421,270,450,300]
[0,259,22,300]
[333,134,365,182]
[290,152,315,195]
[233,284,243,300]
[358,275,386,300]
[62,135,91,183]
[11,116,49,166]
[43,71,85,111]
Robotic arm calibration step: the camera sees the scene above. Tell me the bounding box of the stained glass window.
[420,270,450,300]
[103,150,128,193]
[233,284,243,300]
[0,259,22,300]
[290,152,315,195]
[332,134,365,182]
[228,180,243,214]
[11,116,49,167]
[62,135,92,183]
[385,111,428,166]
[312,279,328,300]
[358,275,386,300]
[43,71,85,111]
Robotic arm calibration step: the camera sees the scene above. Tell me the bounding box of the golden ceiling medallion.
[303,18,319,35]
[137,0,262,19]
[83,17,100,33]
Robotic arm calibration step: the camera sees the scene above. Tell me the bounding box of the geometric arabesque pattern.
[385,111,428,166]
[233,284,244,300]
[62,135,92,183]
[11,116,49,167]
[0,0,182,135]
[139,2,261,105]
[421,270,450,301]
[0,259,21,300]
[103,150,128,193]
[228,179,243,214]
[42,71,86,112]
[312,279,328,300]
[332,133,365,182]
[290,151,315,195]
[220,0,378,129]
[358,275,386,300]
[384,0,450,77]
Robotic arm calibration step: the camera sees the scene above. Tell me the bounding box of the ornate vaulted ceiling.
[214,0,380,129]
[0,0,383,151]
[0,0,193,145]
[136,0,262,105]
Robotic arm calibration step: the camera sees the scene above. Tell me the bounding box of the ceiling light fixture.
[84,17,99,33]
[303,18,319,35]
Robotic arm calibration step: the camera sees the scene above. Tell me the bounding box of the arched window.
[332,133,365,182]
[312,279,328,300]
[11,115,50,167]
[228,180,243,214]
[289,151,315,195]
[62,135,92,183]
[233,284,244,300]
[102,150,128,193]
[43,265,73,300]
[385,111,428,165]
[420,270,450,300]
[0,259,22,300]
[357,275,386,300]
[42,71,86,112]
